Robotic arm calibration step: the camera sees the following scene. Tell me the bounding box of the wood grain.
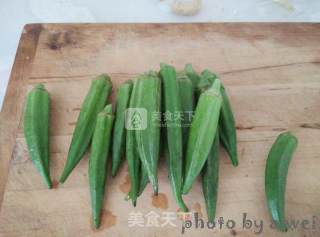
[0,23,320,237]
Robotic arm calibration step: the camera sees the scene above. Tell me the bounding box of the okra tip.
[145,70,159,78]
[59,173,68,184]
[92,217,101,229]
[45,177,53,189]
[97,73,111,81]
[102,104,113,114]
[34,83,46,90]
[94,73,113,88]
[111,169,117,178]
[232,159,239,167]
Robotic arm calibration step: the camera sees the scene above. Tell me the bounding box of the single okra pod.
[89,104,114,229]
[60,74,112,183]
[126,79,141,206]
[135,72,161,195]
[177,72,195,151]
[183,79,222,194]
[24,84,52,188]
[111,80,133,177]
[202,131,220,222]
[160,63,188,211]
[199,70,239,167]
[219,84,238,166]
[265,132,298,232]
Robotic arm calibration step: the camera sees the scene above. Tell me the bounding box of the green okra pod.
[111,80,133,177]
[126,79,141,206]
[265,132,298,232]
[24,84,52,188]
[60,74,112,183]
[177,72,195,151]
[202,131,220,222]
[89,104,114,229]
[160,63,187,211]
[198,70,239,167]
[135,72,161,195]
[183,79,222,194]
[219,84,238,167]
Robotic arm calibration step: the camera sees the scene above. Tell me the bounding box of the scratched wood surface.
[0,23,320,237]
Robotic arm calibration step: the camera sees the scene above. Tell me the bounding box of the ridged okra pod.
[60,74,112,183]
[265,132,298,232]
[126,79,141,206]
[219,84,238,166]
[183,79,222,194]
[135,72,161,194]
[112,80,133,177]
[198,70,239,167]
[24,84,52,188]
[160,63,187,211]
[89,104,114,229]
[202,131,220,222]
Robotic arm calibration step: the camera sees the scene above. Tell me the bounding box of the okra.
[202,131,220,222]
[199,70,239,167]
[60,74,112,183]
[160,63,187,211]
[126,80,140,206]
[89,104,114,229]
[177,72,195,151]
[135,72,161,194]
[182,79,222,194]
[265,132,298,232]
[111,80,133,177]
[24,84,52,188]
[219,84,238,166]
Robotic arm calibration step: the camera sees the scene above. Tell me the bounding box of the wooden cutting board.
[0,23,320,237]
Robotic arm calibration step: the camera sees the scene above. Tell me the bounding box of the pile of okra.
[24,63,298,231]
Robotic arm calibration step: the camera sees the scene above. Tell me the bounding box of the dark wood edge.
[0,24,43,210]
